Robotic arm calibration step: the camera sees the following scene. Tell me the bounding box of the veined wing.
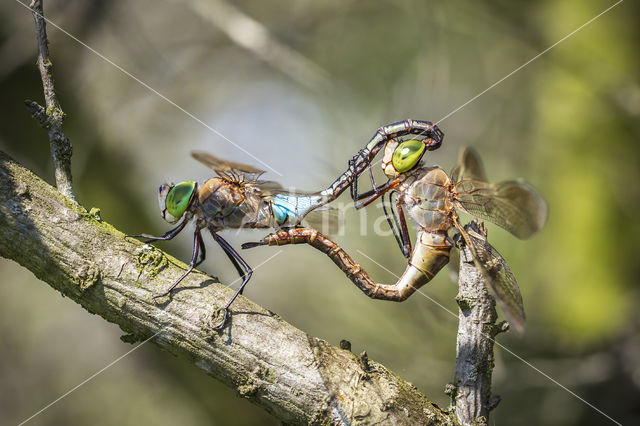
[454,179,548,240]
[191,151,265,182]
[456,220,525,333]
[302,207,340,235]
[251,180,284,194]
[267,188,331,228]
[450,146,488,183]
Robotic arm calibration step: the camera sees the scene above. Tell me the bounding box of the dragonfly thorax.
[195,177,272,229]
[401,166,454,233]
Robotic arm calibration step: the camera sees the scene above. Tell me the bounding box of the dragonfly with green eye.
[128,119,445,330]
[244,141,548,333]
[127,152,337,330]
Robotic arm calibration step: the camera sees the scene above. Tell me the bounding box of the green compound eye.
[392,140,426,173]
[165,180,196,218]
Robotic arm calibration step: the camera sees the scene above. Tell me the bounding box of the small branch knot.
[444,382,457,398]
[339,339,352,351]
[492,321,510,336]
[488,395,501,411]
[24,100,47,126]
[455,294,474,311]
[358,351,370,372]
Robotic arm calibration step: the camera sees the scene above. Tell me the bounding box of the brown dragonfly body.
[245,144,547,332]
[253,166,456,301]
[130,120,445,330]
[196,177,278,230]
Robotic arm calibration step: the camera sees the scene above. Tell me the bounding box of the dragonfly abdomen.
[409,230,452,278]
[271,193,328,226]
[251,227,451,301]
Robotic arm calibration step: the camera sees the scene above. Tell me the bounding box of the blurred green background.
[1,0,639,424]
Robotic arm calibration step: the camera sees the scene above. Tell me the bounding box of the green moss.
[136,245,168,280]
[88,207,102,221]
[481,323,494,335]
[236,375,260,399]
[455,296,473,311]
[260,367,278,384]
[68,263,101,292]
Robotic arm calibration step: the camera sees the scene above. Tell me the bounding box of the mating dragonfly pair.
[129,119,547,332]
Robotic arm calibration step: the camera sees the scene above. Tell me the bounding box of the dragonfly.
[127,152,337,329]
[243,143,548,332]
[128,120,445,330]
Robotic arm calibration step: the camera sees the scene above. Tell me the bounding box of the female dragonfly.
[244,143,548,332]
[128,119,445,330]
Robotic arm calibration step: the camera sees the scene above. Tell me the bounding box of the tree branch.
[25,0,75,201]
[448,222,507,426]
[0,151,456,425]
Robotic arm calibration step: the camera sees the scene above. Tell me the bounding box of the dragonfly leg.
[382,191,412,258]
[348,151,359,201]
[154,228,201,299]
[324,120,443,202]
[127,218,188,244]
[353,178,400,209]
[395,193,412,257]
[194,232,206,268]
[209,230,253,330]
[210,231,247,292]
[382,191,403,255]
[245,228,450,301]
[351,181,390,201]
[367,160,377,193]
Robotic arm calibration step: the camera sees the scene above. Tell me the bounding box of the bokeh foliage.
[1,0,639,425]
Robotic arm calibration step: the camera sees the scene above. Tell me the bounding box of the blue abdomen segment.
[271,194,326,226]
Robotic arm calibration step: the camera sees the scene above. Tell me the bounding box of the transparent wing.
[454,179,548,240]
[268,187,319,196]
[252,180,284,194]
[457,221,525,333]
[450,146,488,183]
[191,151,266,182]
[301,207,340,235]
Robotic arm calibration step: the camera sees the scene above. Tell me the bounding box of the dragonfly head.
[158,180,197,223]
[382,139,427,178]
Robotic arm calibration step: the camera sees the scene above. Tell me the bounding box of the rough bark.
[449,225,506,426]
[0,151,456,425]
[25,0,75,201]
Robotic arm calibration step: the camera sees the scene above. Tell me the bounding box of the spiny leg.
[209,230,253,330]
[394,192,412,257]
[242,228,439,301]
[325,119,443,202]
[352,181,392,203]
[194,233,206,268]
[353,178,400,209]
[382,191,403,255]
[213,232,247,294]
[154,227,202,299]
[367,159,377,192]
[382,191,411,258]
[127,218,188,244]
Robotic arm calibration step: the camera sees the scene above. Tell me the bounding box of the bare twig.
[0,151,456,425]
[25,0,75,202]
[449,221,507,426]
